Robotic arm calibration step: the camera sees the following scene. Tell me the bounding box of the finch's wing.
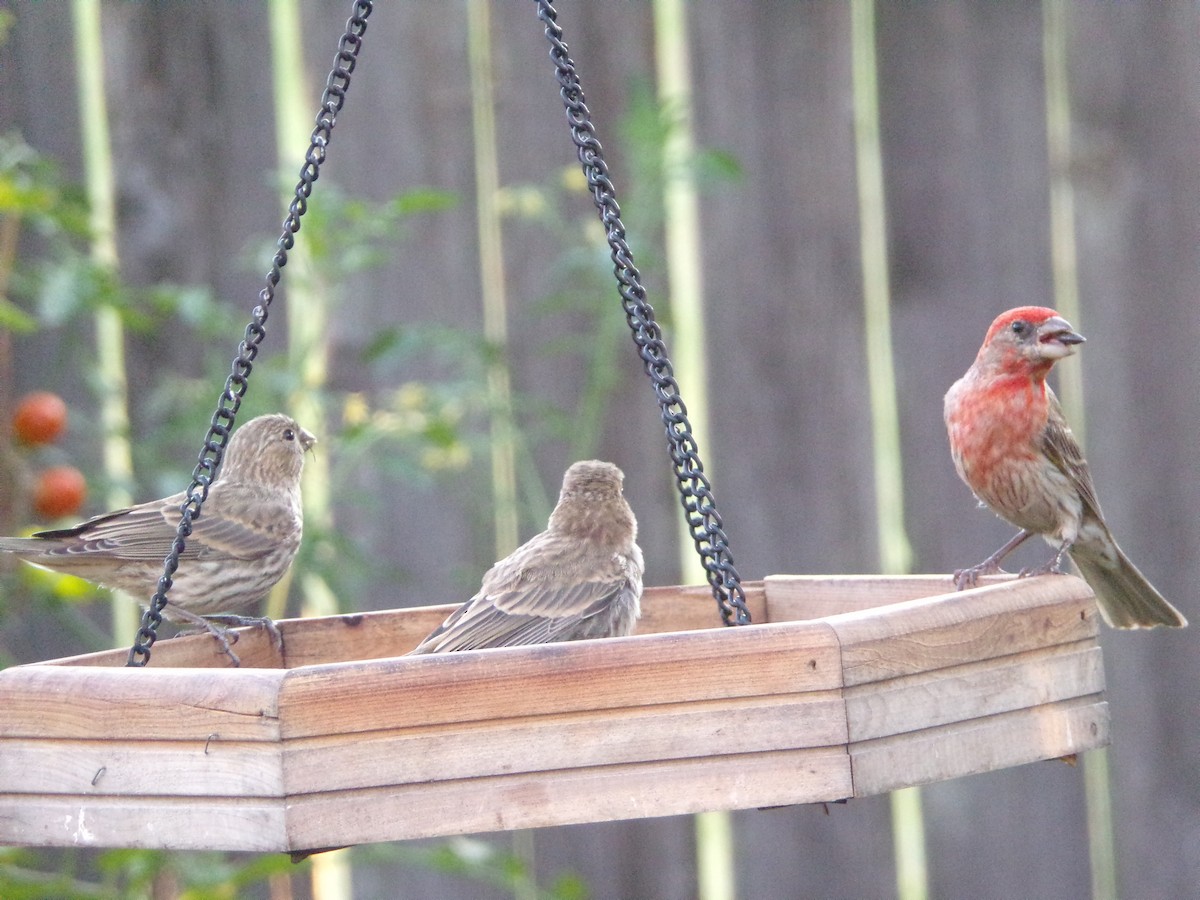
[30,495,201,561]
[414,577,632,652]
[412,534,634,652]
[31,483,284,562]
[180,483,294,560]
[1041,389,1105,519]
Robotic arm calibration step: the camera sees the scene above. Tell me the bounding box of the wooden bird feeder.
[0,574,1108,854]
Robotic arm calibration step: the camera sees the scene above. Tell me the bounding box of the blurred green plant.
[0,68,741,900]
[0,846,299,899]
[355,837,589,900]
[496,77,740,465]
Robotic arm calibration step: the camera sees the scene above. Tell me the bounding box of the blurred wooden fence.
[1,2,1197,898]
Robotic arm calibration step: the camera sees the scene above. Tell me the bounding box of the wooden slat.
[279,606,457,667]
[637,582,768,633]
[765,573,976,619]
[827,575,1098,686]
[844,641,1104,742]
[763,573,1094,623]
[0,666,285,741]
[0,794,286,851]
[281,692,847,794]
[279,583,765,666]
[40,626,286,669]
[0,575,1115,852]
[850,696,1109,797]
[36,582,768,670]
[0,737,283,797]
[285,747,852,850]
[277,620,844,739]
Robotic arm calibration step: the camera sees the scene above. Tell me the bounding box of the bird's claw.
[953,560,1008,591]
[202,614,284,652]
[1018,560,1065,579]
[174,617,242,666]
[189,622,242,666]
[210,632,242,667]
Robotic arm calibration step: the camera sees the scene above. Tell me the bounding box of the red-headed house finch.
[410,459,643,653]
[0,413,316,658]
[944,306,1186,629]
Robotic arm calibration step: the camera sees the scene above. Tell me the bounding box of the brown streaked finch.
[944,306,1186,628]
[410,459,643,653]
[0,413,316,659]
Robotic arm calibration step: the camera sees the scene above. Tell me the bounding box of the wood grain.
[34,581,770,669]
[827,575,1097,686]
[280,691,848,794]
[850,696,1109,797]
[843,641,1104,742]
[637,581,769,632]
[276,620,843,739]
[0,576,1112,851]
[285,746,853,851]
[0,666,284,740]
[764,573,1007,619]
[0,737,284,797]
[41,626,286,669]
[0,794,286,852]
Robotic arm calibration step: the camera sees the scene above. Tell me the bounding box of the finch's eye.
[1011,320,1031,337]
[283,428,295,442]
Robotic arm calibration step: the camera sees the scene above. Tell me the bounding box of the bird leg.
[1019,539,1070,579]
[201,614,283,652]
[167,606,242,666]
[954,529,1034,590]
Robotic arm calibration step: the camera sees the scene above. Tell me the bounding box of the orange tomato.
[12,391,68,445]
[32,465,87,519]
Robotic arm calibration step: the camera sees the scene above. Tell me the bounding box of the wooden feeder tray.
[0,574,1108,853]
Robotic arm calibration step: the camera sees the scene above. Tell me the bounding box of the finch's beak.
[299,428,318,453]
[1037,316,1086,349]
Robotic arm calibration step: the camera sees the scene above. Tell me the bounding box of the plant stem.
[469,0,520,560]
[652,2,735,898]
[270,0,335,625]
[1042,4,1116,899]
[71,0,137,643]
[851,2,926,898]
[268,5,345,900]
[1043,0,1085,421]
[469,3,531,897]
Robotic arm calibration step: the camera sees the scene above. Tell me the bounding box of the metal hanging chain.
[535,1,751,626]
[126,1,373,667]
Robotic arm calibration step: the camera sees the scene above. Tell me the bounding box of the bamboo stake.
[469,0,520,560]
[850,2,926,899]
[468,3,532,897]
[268,4,347,899]
[1042,5,1116,900]
[70,0,137,644]
[652,2,735,899]
[268,0,334,620]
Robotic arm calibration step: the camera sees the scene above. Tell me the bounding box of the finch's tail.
[0,537,39,555]
[1072,544,1187,629]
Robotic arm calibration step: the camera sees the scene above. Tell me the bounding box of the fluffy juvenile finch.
[944,306,1186,629]
[0,413,316,655]
[411,459,643,653]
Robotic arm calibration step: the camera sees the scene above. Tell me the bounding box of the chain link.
[535,1,751,626]
[126,1,374,666]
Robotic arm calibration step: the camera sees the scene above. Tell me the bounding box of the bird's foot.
[1018,559,1065,579]
[953,559,1009,591]
[1019,542,1070,580]
[953,530,1033,590]
[177,620,241,666]
[203,614,283,652]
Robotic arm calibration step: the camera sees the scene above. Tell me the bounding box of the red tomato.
[32,465,87,519]
[12,391,68,445]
